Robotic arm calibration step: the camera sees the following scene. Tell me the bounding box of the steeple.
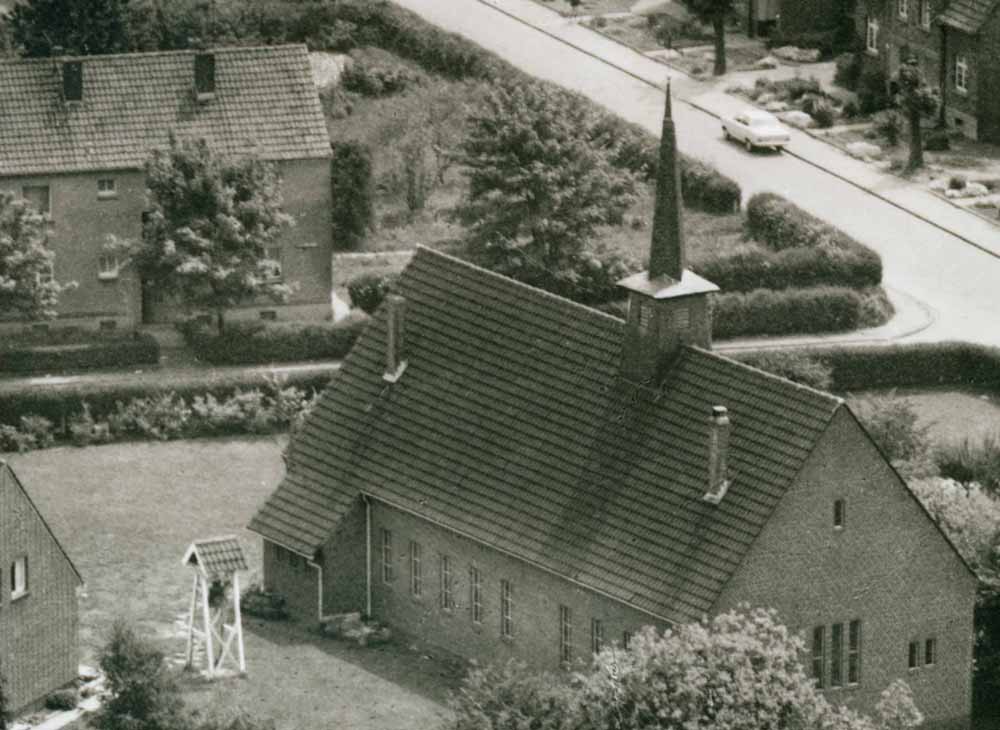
[616,79,719,386]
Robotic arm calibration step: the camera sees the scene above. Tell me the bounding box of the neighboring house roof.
[249,246,845,624]
[939,0,1000,32]
[1,460,84,585]
[182,536,248,580]
[0,44,330,176]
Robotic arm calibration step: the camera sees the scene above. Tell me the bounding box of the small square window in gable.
[97,178,118,200]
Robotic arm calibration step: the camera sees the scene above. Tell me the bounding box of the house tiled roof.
[249,247,844,624]
[0,44,330,176]
[939,0,1000,32]
[184,536,248,579]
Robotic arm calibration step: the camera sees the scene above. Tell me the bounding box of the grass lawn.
[852,388,1000,447]
[7,438,455,730]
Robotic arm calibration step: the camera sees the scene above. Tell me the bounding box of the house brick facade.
[251,95,977,725]
[0,462,82,714]
[0,45,333,330]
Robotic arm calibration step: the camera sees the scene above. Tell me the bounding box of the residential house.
[249,93,977,727]
[750,0,852,38]
[0,461,83,714]
[0,44,333,330]
[855,0,1000,142]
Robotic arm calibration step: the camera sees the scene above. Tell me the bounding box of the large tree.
[0,190,71,320]
[895,57,939,172]
[679,0,735,76]
[456,79,637,301]
[119,134,293,334]
[7,0,130,57]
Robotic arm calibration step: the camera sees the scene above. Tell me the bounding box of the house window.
[97,178,117,199]
[591,618,604,654]
[925,638,936,666]
[623,630,632,650]
[10,556,28,599]
[98,254,120,281]
[440,555,452,609]
[22,185,50,215]
[263,245,283,281]
[381,529,393,583]
[955,55,969,93]
[898,0,908,19]
[637,301,653,334]
[812,626,826,688]
[834,499,846,529]
[848,620,862,685]
[470,567,482,623]
[500,579,513,639]
[920,0,931,28]
[830,623,844,687]
[409,541,422,597]
[866,17,880,54]
[559,605,572,664]
[908,640,920,669]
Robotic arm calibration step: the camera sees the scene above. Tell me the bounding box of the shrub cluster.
[181,314,369,366]
[0,331,160,375]
[766,30,838,59]
[341,59,419,96]
[693,241,881,292]
[680,158,742,213]
[712,286,871,339]
[347,273,397,314]
[935,435,1000,493]
[858,67,891,114]
[834,52,863,90]
[330,140,375,250]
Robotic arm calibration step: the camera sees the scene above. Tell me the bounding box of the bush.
[347,273,397,314]
[842,99,860,118]
[44,689,78,711]
[767,30,837,59]
[876,110,903,146]
[811,99,836,128]
[924,129,951,151]
[773,76,822,102]
[341,59,419,97]
[448,660,575,730]
[858,67,890,114]
[949,175,967,190]
[935,435,1000,493]
[330,141,375,250]
[0,415,55,453]
[850,390,931,464]
[108,393,191,441]
[182,314,370,366]
[834,52,863,90]
[712,286,866,338]
[0,672,8,730]
[0,331,160,375]
[693,241,882,292]
[731,349,833,390]
[679,157,742,213]
[68,403,112,447]
[240,584,289,620]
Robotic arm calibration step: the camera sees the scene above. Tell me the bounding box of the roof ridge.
[683,346,844,406]
[0,43,308,66]
[410,245,626,327]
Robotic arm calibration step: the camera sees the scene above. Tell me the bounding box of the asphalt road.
[393,0,1000,347]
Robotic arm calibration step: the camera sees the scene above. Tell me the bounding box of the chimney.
[704,406,731,504]
[62,60,83,103]
[194,52,216,102]
[648,80,684,281]
[383,294,408,383]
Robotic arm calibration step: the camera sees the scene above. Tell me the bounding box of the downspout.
[364,495,373,617]
[939,25,948,127]
[307,558,323,624]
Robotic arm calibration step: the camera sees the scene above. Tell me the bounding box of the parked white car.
[722,109,791,152]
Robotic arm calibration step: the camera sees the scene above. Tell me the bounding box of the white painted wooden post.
[185,572,199,668]
[199,575,216,676]
[233,572,246,673]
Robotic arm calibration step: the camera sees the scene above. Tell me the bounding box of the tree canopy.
[7,0,130,56]
[894,57,939,171]
[118,134,293,333]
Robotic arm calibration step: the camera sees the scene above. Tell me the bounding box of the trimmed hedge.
[693,242,882,292]
[680,158,742,213]
[0,366,336,429]
[183,314,370,366]
[747,192,869,252]
[712,286,866,339]
[0,332,160,374]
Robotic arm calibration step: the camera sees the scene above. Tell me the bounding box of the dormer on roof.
[617,81,718,386]
[62,58,83,103]
[194,52,216,103]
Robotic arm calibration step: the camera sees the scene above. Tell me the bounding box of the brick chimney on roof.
[648,80,684,281]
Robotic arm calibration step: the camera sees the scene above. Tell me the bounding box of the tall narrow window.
[591,618,604,654]
[500,579,513,638]
[22,185,50,215]
[98,254,119,281]
[955,55,969,93]
[897,0,908,19]
[812,626,826,688]
[834,499,846,529]
[470,567,482,623]
[10,556,27,599]
[908,640,920,669]
[623,630,632,650]
[440,555,452,609]
[925,638,936,666]
[409,541,422,597]
[920,0,931,28]
[866,17,880,54]
[830,623,844,687]
[381,529,393,583]
[637,301,653,334]
[848,620,862,685]
[559,605,572,664]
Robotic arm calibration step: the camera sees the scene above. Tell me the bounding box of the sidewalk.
[466,0,1000,258]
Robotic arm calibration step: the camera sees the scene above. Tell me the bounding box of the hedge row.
[182,314,370,366]
[746,192,874,255]
[0,366,337,429]
[692,241,882,292]
[0,332,160,374]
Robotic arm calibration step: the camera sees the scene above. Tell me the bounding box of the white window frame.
[11,556,28,600]
[867,16,880,55]
[955,55,969,94]
[591,618,604,654]
[98,253,120,281]
[409,541,422,597]
[470,567,482,623]
[848,619,862,685]
[920,0,931,29]
[898,0,908,19]
[500,579,513,639]
[97,178,118,200]
[440,555,452,610]
[559,605,572,664]
[381,528,393,583]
